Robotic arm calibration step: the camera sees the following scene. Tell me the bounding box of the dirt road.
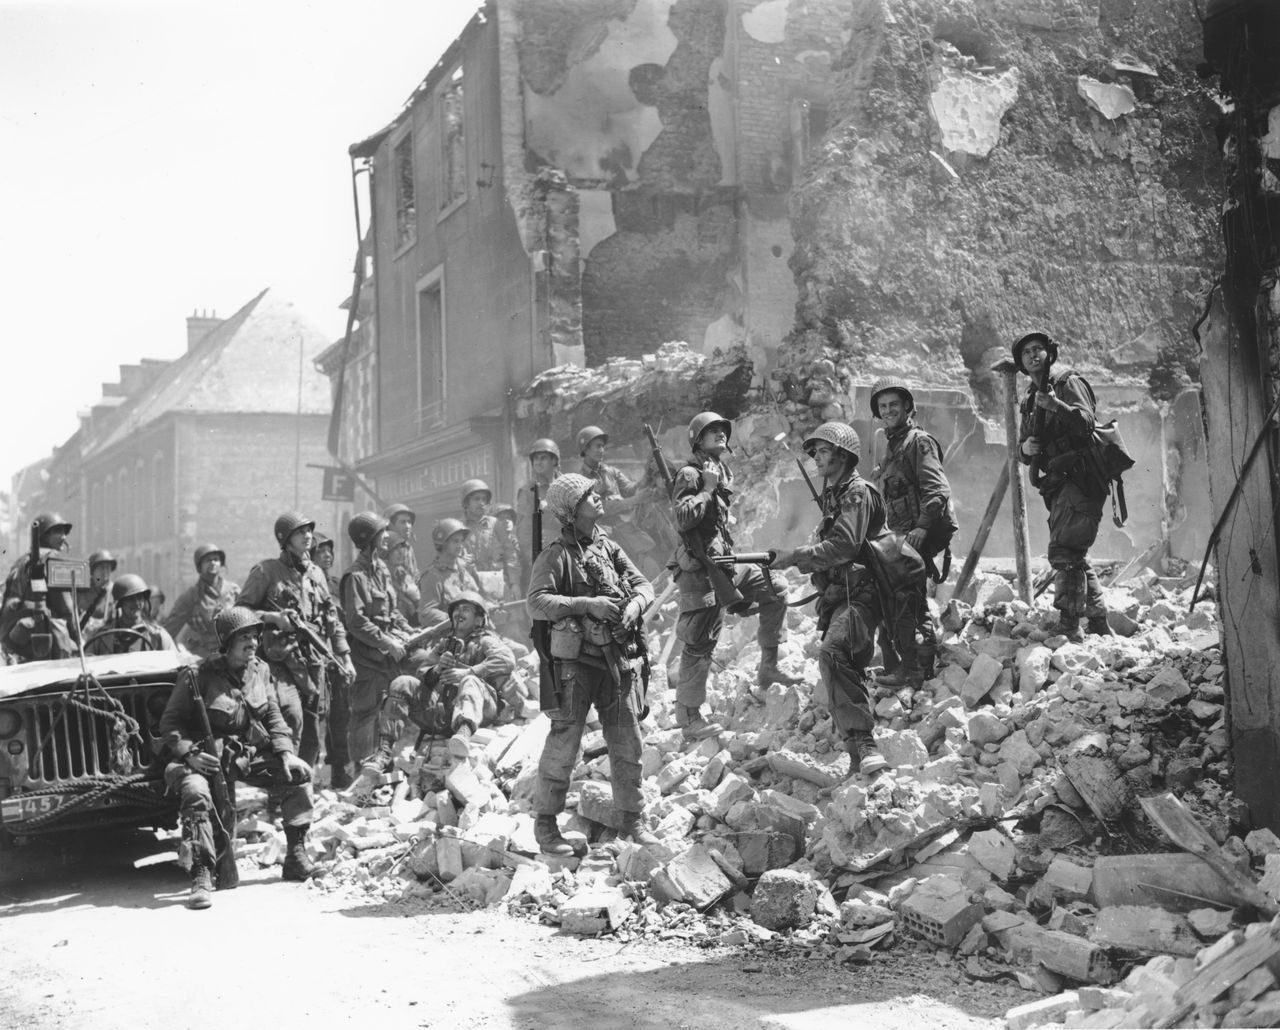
[0,833,1019,1029]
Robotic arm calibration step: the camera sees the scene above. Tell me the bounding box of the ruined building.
[326,0,849,550]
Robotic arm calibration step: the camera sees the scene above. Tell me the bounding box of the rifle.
[711,551,777,568]
[532,483,542,556]
[1028,349,1057,489]
[260,594,344,682]
[796,457,823,507]
[644,422,745,611]
[185,669,240,889]
[79,585,109,631]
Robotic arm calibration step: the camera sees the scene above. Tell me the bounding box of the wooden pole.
[996,359,1033,602]
[951,461,1009,602]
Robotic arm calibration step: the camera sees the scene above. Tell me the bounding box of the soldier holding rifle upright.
[665,411,799,743]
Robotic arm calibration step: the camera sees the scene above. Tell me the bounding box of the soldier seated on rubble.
[85,574,176,654]
[347,591,515,796]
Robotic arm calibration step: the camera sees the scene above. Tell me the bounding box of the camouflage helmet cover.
[545,474,596,525]
[803,421,862,466]
[869,377,916,419]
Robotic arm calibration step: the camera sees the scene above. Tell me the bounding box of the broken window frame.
[416,266,446,431]
[439,64,466,216]
[393,131,417,254]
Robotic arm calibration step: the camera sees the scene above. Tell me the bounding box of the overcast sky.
[0,0,481,487]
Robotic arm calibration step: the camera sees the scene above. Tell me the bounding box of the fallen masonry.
[223,562,1280,1028]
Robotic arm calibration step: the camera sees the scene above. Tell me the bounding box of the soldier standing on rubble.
[529,474,658,854]
[164,543,240,658]
[348,591,514,797]
[517,438,562,591]
[869,378,958,689]
[160,607,318,909]
[671,411,800,742]
[238,512,355,781]
[459,479,519,599]
[339,511,416,774]
[384,504,421,623]
[773,422,888,776]
[1015,331,1110,642]
[578,425,648,548]
[417,518,485,634]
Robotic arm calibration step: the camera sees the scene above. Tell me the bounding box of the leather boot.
[328,763,353,791]
[534,814,577,857]
[1049,616,1083,643]
[756,646,803,687]
[617,811,660,846]
[677,705,724,742]
[187,863,213,910]
[448,720,475,760]
[915,644,937,682]
[1086,615,1112,637]
[847,732,888,776]
[282,825,317,881]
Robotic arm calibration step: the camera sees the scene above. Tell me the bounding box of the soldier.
[459,478,519,599]
[386,532,419,627]
[869,378,958,689]
[773,422,888,775]
[1016,331,1110,641]
[348,591,513,797]
[529,474,658,854]
[670,411,800,742]
[417,518,485,634]
[78,550,118,640]
[238,512,354,777]
[163,543,240,659]
[310,530,346,785]
[339,511,416,773]
[383,504,421,623]
[86,574,176,654]
[578,425,650,561]
[159,607,317,909]
[516,438,562,592]
[310,532,342,603]
[1,512,79,662]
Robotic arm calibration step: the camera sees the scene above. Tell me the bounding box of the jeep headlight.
[0,709,21,739]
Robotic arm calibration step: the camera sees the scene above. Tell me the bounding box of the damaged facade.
[333,0,847,557]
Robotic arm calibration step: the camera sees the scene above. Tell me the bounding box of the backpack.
[1068,373,1136,528]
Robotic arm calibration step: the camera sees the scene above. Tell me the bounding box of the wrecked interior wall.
[513,0,846,369]
[767,0,1221,562]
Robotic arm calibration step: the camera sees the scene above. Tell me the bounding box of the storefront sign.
[378,444,494,503]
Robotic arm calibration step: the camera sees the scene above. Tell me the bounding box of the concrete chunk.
[750,868,820,931]
[766,748,845,787]
[968,829,1015,881]
[653,844,733,910]
[576,780,616,827]
[709,772,755,820]
[726,830,799,876]
[560,887,633,934]
[960,652,1003,707]
[1005,991,1080,1030]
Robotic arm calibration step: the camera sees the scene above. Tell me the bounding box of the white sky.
[0,0,482,487]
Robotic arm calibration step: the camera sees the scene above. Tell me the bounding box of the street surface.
[0,832,1018,1029]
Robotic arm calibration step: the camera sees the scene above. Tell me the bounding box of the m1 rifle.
[643,421,744,611]
[261,593,346,684]
[184,668,240,889]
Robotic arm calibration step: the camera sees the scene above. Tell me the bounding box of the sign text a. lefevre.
[379,445,494,503]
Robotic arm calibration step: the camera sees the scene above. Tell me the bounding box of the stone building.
[17,289,336,600]
[326,0,849,552]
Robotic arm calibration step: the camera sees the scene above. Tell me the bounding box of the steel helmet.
[492,500,517,521]
[111,573,151,604]
[347,511,389,551]
[803,421,861,466]
[460,478,492,506]
[89,549,118,572]
[688,412,732,452]
[384,503,416,526]
[193,543,226,572]
[1012,331,1058,370]
[431,517,471,550]
[869,377,916,419]
[215,607,263,649]
[528,438,561,461]
[274,511,315,547]
[577,426,608,454]
[309,532,334,557]
[447,590,489,621]
[546,474,596,525]
[33,512,73,543]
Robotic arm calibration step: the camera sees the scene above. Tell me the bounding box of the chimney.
[186,308,222,351]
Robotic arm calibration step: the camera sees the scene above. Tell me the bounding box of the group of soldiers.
[1,330,1115,905]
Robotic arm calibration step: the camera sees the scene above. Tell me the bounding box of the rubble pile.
[228,562,1280,1027]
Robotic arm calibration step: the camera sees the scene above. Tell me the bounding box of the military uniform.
[463,513,519,595]
[417,555,485,633]
[0,548,80,661]
[160,654,313,868]
[529,523,652,823]
[163,576,241,658]
[872,419,956,681]
[77,586,115,642]
[238,553,349,768]
[1018,366,1108,628]
[340,551,414,769]
[391,566,420,627]
[85,615,175,655]
[671,457,790,715]
[788,464,884,744]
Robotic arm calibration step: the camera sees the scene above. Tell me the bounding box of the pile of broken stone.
[231,564,1280,1029]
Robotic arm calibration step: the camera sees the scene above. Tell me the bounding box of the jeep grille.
[21,685,167,784]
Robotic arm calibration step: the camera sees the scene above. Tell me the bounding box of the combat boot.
[1048,615,1083,644]
[534,814,577,857]
[282,824,317,881]
[448,719,476,760]
[677,705,723,742]
[847,732,888,776]
[617,811,660,846]
[757,646,803,687]
[1086,615,1112,637]
[187,863,213,910]
[328,763,353,791]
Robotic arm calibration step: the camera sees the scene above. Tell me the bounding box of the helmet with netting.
[546,474,596,525]
[802,421,861,466]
